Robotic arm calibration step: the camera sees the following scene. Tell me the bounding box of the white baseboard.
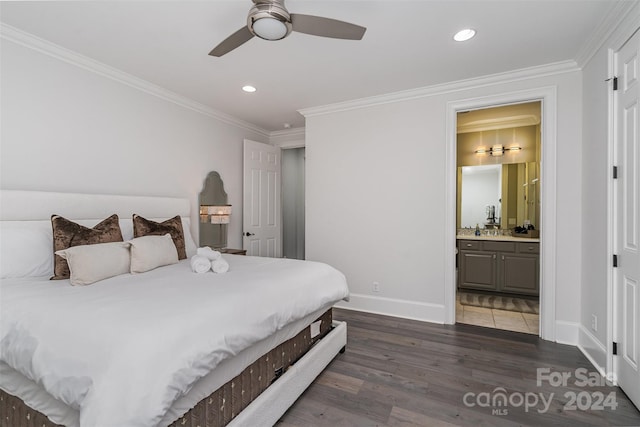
[337,298,587,353]
[555,320,580,345]
[334,293,445,324]
[577,325,608,376]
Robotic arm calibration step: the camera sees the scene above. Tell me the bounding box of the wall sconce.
[475,144,522,156]
[200,205,232,224]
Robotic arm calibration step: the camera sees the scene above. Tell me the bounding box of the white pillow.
[119,217,196,257]
[129,233,178,274]
[55,241,131,286]
[1,221,54,278]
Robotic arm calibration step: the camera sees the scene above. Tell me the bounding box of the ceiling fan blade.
[209,26,254,57]
[290,14,366,40]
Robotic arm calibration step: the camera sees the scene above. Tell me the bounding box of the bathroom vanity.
[457,235,540,296]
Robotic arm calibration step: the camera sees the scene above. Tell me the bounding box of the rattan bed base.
[0,309,333,427]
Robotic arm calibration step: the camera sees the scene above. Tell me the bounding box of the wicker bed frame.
[1,310,336,427]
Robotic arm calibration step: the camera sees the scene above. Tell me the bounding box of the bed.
[0,190,349,427]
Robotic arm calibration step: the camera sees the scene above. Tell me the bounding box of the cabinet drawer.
[459,240,481,250]
[483,241,515,252]
[517,242,540,254]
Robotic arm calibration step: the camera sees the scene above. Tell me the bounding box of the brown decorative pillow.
[132,214,186,260]
[51,214,124,280]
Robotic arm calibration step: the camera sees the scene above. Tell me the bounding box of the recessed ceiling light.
[454,29,476,42]
[242,85,257,93]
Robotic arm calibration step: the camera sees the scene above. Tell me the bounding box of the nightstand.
[219,248,247,255]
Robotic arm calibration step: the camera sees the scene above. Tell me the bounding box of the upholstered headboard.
[0,190,196,279]
[0,190,190,221]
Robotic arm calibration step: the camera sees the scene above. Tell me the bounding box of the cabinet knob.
[493,254,496,259]
[528,246,534,251]
[466,243,473,247]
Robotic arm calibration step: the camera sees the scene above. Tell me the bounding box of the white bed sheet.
[0,255,349,427]
[0,306,330,427]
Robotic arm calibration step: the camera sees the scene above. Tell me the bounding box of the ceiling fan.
[209,0,367,57]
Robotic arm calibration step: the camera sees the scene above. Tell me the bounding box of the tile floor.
[456,294,540,335]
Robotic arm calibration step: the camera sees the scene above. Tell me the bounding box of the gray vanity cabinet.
[458,240,539,296]
[500,251,539,295]
[458,241,498,291]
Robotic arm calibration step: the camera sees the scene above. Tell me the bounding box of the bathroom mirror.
[457,162,540,230]
[199,171,229,248]
[456,101,541,231]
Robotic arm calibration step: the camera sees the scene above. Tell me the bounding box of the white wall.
[305,70,583,331]
[580,33,611,372]
[579,3,640,374]
[0,39,268,248]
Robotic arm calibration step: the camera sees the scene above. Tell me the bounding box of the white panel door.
[243,139,282,257]
[615,28,640,409]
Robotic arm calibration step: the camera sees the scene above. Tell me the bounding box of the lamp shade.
[211,215,230,224]
[207,205,232,216]
[207,205,232,224]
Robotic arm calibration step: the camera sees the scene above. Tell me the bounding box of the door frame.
[444,87,558,341]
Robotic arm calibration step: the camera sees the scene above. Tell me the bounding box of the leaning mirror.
[199,171,231,249]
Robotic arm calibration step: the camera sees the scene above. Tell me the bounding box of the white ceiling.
[0,1,624,132]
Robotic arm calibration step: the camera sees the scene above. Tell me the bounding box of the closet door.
[614,28,640,410]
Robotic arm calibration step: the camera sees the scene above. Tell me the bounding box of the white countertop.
[457,235,540,242]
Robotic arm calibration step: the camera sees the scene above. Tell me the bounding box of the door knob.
[244,232,255,237]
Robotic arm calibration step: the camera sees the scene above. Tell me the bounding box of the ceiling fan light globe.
[252,17,288,40]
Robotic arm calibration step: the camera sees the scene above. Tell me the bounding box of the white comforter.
[0,255,349,427]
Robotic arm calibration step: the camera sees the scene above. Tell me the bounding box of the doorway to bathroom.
[445,88,558,342]
[454,101,542,335]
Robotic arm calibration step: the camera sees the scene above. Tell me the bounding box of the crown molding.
[575,1,640,68]
[269,127,306,148]
[299,60,579,119]
[269,127,305,139]
[0,23,270,138]
[608,1,640,49]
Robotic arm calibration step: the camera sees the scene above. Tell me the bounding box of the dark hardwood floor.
[277,308,640,427]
